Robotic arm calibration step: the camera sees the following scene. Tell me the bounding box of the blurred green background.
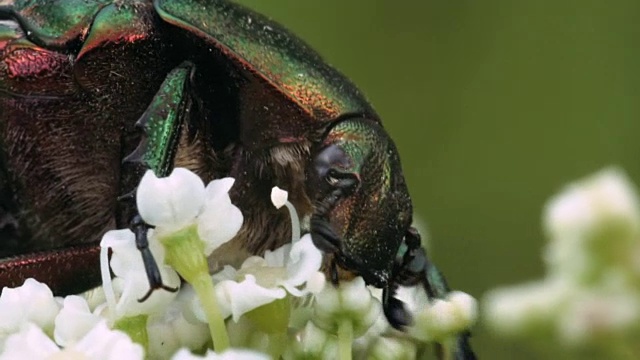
[237,1,640,358]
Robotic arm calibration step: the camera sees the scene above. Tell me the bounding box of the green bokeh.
[237,1,640,358]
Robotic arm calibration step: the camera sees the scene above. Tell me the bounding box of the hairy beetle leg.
[122,62,196,301]
[129,214,179,302]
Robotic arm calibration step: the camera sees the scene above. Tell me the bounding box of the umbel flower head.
[0,167,477,359]
[484,167,640,354]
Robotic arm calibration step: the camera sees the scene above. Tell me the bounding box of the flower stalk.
[159,225,230,352]
[338,319,353,360]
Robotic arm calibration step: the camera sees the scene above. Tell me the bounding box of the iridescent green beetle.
[0,0,474,357]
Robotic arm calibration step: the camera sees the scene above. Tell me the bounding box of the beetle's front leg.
[385,228,477,360]
[122,61,197,299]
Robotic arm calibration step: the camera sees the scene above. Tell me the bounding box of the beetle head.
[310,118,413,287]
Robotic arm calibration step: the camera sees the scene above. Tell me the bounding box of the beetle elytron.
[0,0,475,357]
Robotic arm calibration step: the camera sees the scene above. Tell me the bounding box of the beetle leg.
[0,244,101,295]
[309,214,341,253]
[122,61,197,299]
[129,215,179,301]
[385,228,477,360]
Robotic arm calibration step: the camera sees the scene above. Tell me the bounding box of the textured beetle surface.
[0,0,474,357]
[0,0,398,288]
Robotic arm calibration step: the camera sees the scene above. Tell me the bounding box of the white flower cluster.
[484,168,640,352]
[0,168,477,359]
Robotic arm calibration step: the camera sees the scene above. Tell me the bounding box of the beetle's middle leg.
[122,61,197,300]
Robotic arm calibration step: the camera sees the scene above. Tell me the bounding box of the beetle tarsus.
[130,214,179,302]
[382,284,412,330]
[385,228,477,360]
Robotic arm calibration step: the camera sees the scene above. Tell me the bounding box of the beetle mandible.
[0,0,475,357]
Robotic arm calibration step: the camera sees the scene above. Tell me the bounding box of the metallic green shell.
[1,0,378,123]
[154,0,377,123]
[0,0,111,48]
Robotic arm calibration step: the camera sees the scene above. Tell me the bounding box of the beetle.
[0,0,475,357]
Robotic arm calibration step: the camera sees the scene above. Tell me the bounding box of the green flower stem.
[246,296,291,358]
[266,332,288,359]
[114,315,149,350]
[246,297,290,334]
[442,338,455,360]
[160,226,230,352]
[192,272,230,352]
[338,319,353,360]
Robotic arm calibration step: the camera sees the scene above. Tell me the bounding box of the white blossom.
[0,278,60,345]
[0,321,143,360]
[558,289,640,345]
[137,168,206,234]
[484,167,640,354]
[136,169,243,257]
[543,168,640,281]
[147,286,210,360]
[287,321,338,359]
[410,291,478,342]
[198,177,244,255]
[54,295,102,347]
[100,229,180,319]
[368,337,417,360]
[193,234,324,322]
[313,277,381,337]
[171,348,270,360]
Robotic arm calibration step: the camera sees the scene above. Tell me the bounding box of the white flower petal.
[448,291,478,327]
[147,288,210,360]
[313,284,340,318]
[172,348,269,360]
[367,337,417,360]
[284,234,322,289]
[313,277,380,337]
[0,279,60,336]
[340,277,370,310]
[102,229,180,318]
[0,292,23,336]
[544,168,640,241]
[0,323,59,359]
[101,229,142,277]
[204,178,236,204]
[215,276,286,322]
[211,265,239,283]
[197,202,243,256]
[137,168,205,231]
[53,296,102,347]
[115,265,180,318]
[558,290,640,345]
[263,244,290,267]
[483,278,573,337]
[270,187,288,209]
[74,321,144,360]
[304,272,327,295]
